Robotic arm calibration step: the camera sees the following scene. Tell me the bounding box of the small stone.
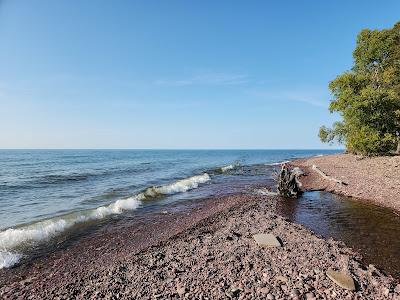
[290,289,300,297]
[253,233,282,247]
[231,287,241,295]
[326,269,356,291]
[276,275,288,283]
[225,287,241,299]
[260,287,269,294]
[382,287,390,297]
[305,292,316,299]
[176,283,186,296]
[266,293,275,300]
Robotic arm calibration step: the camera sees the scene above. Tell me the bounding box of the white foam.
[0,194,142,269]
[0,173,210,269]
[0,251,23,269]
[253,188,278,196]
[220,164,234,172]
[266,160,290,166]
[144,173,210,196]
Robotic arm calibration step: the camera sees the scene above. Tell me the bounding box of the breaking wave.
[220,164,234,172]
[213,162,240,174]
[0,173,210,269]
[265,160,290,166]
[143,173,210,197]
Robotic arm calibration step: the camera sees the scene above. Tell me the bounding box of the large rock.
[253,233,282,247]
[326,269,356,291]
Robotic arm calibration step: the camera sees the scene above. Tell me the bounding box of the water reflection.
[276,191,400,278]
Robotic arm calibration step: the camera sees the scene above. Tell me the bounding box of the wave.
[0,173,210,269]
[265,160,290,166]
[220,164,234,172]
[213,162,240,174]
[143,173,210,197]
[4,164,165,188]
[0,251,22,269]
[40,174,91,184]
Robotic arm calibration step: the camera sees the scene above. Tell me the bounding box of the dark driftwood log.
[277,164,303,198]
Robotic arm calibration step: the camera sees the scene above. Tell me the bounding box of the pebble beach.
[1,191,399,299]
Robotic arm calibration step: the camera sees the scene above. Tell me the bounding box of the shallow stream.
[277,191,400,278]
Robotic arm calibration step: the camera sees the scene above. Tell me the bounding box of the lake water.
[0,149,336,268]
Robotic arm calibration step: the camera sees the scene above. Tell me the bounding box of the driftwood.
[277,164,303,198]
[312,165,348,185]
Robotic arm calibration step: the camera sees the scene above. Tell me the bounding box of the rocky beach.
[291,154,400,212]
[1,181,399,299]
[2,2,400,299]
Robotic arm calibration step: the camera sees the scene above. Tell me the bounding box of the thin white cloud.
[154,72,248,87]
[250,88,330,108]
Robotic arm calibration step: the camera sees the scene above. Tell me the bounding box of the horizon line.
[0,148,344,151]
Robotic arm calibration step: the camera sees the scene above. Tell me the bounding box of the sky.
[0,1,399,149]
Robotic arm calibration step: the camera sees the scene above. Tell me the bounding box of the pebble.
[305,292,316,299]
[382,287,390,297]
[266,293,275,300]
[276,275,288,283]
[176,283,186,296]
[290,289,300,297]
[326,269,355,291]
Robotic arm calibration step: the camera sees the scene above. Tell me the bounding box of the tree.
[320,21,400,156]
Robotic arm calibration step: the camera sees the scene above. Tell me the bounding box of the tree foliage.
[320,21,400,155]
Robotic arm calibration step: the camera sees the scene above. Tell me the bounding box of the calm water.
[277,192,400,278]
[0,149,336,268]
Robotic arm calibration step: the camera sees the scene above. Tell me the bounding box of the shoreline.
[291,153,400,213]
[1,190,399,299]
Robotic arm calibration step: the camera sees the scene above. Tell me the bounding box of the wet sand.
[1,192,399,299]
[291,154,400,212]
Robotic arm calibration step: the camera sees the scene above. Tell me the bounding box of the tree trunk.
[396,139,400,155]
[277,164,303,198]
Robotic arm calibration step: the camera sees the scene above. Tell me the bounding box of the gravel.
[1,193,398,299]
[291,154,400,212]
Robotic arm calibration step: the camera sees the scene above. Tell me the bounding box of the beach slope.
[0,194,398,299]
[291,154,400,212]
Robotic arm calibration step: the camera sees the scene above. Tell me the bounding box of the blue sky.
[0,1,399,149]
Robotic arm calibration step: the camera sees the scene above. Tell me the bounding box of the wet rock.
[253,234,282,247]
[326,269,355,291]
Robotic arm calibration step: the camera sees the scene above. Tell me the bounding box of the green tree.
[320,21,400,156]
